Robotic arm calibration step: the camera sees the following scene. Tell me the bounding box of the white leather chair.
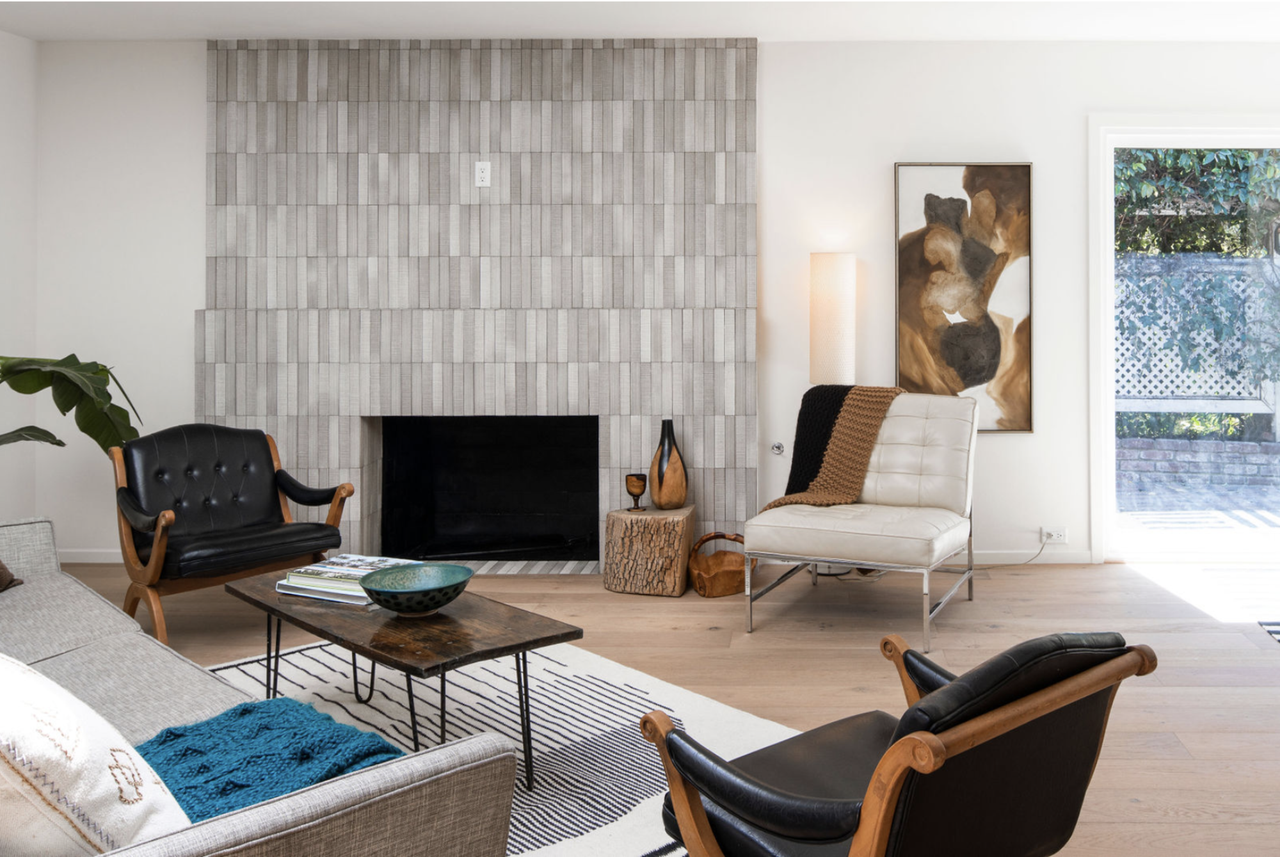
[744,393,978,651]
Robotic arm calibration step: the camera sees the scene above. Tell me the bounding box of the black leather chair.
[109,424,354,644]
[641,632,1157,857]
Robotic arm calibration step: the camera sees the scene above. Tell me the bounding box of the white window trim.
[1087,114,1280,562]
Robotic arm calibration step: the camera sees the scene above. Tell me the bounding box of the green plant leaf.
[0,426,66,447]
[0,354,140,454]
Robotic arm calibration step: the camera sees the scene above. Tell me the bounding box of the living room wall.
[29,42,205,560]
[19,37,1280,562]
[755,39,1280,562]
[0,30,37,523]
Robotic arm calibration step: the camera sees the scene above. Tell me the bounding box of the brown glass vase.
[648,419,688,510]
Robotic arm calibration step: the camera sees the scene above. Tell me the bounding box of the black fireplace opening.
[381,416,599,562]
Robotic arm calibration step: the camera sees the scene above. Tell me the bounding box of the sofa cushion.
[745,503,969,568]
[32,632,252,745]
[0,652,190,856]
[137,697,404,823]
[0,520,140,664]
[140,521,342,579]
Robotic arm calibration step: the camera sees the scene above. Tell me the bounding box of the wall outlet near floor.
[1041,526,1067,544]
[475,161,491,187]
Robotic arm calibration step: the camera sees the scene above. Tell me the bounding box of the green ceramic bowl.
[360,563,474,617]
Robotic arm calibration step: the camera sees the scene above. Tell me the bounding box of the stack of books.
[275,555,410,605]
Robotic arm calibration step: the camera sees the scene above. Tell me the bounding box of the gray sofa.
[0,518,516,857]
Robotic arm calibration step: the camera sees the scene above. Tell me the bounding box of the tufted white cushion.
[0,651,189,856]
[860,394,978,518]
[745,503,970,568]
[746,393,977,570]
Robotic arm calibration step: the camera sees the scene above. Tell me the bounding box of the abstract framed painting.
[895,163,1032,432]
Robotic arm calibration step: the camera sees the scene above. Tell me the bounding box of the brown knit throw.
[762,386,903,511]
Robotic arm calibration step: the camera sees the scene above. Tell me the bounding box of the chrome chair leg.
[967,534,975,601]
[922,567,932,653]
[745,555,754,633]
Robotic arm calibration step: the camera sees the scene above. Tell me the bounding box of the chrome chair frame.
[745,525,973,653]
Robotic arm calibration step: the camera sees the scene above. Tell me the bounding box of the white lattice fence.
[1115,253,1270,409]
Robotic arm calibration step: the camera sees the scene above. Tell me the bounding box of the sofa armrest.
[116,487,159,533]
[112,733,516,857]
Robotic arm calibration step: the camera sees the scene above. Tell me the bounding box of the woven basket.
[688,532,755,598]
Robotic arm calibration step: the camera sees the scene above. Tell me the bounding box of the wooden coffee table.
[226,571,583,790]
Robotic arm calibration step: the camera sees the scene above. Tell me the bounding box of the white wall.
[757,40,1280,562]
[0,30,38,523]
[33,41,205,560]
[20,37,1280,563]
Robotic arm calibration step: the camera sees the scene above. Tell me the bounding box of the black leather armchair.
[642,633,1158,857]
[109,423,354,644]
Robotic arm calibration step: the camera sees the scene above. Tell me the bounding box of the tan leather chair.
[745,394,978,651]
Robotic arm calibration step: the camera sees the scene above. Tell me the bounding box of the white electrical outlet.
[475,161,491,187]
[1041,526,1067,544]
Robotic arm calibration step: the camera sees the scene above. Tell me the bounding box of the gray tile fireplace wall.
[197,39,758,555]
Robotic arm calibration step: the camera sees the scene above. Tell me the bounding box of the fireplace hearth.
[381,416,599,562]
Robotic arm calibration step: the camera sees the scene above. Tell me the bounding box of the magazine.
[286,554,412,589]
[275,580,372,605]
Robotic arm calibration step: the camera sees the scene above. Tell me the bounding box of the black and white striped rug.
[1263,622,1280,645]
[212,642,794,856]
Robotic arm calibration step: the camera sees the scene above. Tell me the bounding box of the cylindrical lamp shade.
[809,253,857,385]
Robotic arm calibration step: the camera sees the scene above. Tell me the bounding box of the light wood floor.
[67,562,1280,856]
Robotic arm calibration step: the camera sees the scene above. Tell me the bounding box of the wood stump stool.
[603,505,695,596]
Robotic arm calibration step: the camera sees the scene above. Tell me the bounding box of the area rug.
[212,643,795,857]
[1262,621,1280,645]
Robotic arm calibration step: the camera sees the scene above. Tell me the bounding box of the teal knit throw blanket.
[137,697,404,822]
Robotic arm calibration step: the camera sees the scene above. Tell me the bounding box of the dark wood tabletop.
[226,570,584,678]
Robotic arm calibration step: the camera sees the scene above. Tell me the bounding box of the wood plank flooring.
[66,561,1280,856]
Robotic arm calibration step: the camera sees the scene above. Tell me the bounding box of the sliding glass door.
[1112,147,1280,559]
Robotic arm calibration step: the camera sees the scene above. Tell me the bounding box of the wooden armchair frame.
[109,434,354,645]
[641,634,1158,857]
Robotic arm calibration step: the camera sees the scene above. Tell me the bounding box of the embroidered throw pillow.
[0,652,190,855]
[0,558,22,592]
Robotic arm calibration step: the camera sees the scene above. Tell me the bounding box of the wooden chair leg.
[124,582,169,646]
[122,581,143,619]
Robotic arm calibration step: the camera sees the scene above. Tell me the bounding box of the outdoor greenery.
[1116,148,1280,405]
[1116,411,1271,442]
[0,355,141,453]
[1115,148,1280,256]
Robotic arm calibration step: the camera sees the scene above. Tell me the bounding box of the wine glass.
[625,473,647,511]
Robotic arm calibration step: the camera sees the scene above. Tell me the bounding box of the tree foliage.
[1115,148,1280,255]
[1116,148,1280,390]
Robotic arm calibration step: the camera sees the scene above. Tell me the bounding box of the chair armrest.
[111,734,516,857]
[116,487,160,533]
[664,730,862,843]
[276,469,340,506]
[902,650,957,696]
[880,635,954,705]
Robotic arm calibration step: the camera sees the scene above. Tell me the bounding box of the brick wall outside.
[1116,437,1280,489]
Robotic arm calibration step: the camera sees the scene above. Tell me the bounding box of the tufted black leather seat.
[119,424,342,579]
[651,632,1153,857]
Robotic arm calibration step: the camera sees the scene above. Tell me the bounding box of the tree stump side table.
[603,505,695,596]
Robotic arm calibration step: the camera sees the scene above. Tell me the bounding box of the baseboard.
[967,549,1095,566]
[58,548,123,564]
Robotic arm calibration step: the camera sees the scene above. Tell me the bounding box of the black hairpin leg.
[515,651,534,791]
[264,615,282,699]
[405,673,420,752]
[439,671,448,744]
[352,653,377,703]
